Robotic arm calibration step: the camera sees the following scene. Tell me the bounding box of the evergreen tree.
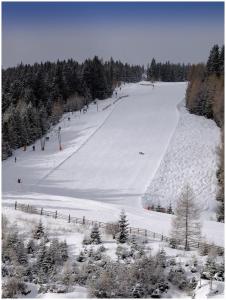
[117,210,129,243]
[219,45,224,75]
[156,248,167,268]
[207,44,220,76]
[33,220,45,240]
[167,202,173,214]
[90,223,102,244]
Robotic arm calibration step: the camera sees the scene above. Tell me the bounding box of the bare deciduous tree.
[171,185,201,250]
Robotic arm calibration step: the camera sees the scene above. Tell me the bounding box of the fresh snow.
[2,82,224,246]
[142,101,221,220]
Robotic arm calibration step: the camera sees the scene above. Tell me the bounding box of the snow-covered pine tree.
[167,202,174,214]
[60,240,68,262]
[16,240,28,265]
[170,185,201,251]
[156,248,167,268]
[90,223,102,244]
[33,220,45,240]
[49,238,62,265]
[117,210,129,243]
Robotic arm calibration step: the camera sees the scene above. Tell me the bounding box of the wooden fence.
[14,201,224,254]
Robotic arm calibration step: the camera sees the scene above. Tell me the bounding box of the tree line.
[185,44,224,222]
[2,57,144,159]
[147,58,190,82]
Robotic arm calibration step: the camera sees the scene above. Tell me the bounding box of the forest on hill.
[2,57,144,159]
[186,44,224,223]
[147,59,190,82]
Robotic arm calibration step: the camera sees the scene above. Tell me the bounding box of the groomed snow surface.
[2,82,224,247]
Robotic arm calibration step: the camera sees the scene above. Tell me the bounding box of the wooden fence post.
[161,235,163,241]
[27,204,29,212]
[41,208,43,215]
[55,211,57,219]
[15,201,17,210]
[83,216,85,225]
[129,228,132,234]
[68,214,70,223]
[153,232,155,239]
[145,230,147,237]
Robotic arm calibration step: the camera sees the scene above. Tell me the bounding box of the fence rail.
[14,201,224,254]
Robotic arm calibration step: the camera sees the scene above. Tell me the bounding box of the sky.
[2,2,225,68]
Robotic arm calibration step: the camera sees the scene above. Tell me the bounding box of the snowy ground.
[2,82,224,247]
[142,101,221,220]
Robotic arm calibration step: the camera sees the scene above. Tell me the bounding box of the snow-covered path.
[2,82,224,246]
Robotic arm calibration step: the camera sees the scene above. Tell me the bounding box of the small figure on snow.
[14,157,17,163]
[17,178,21,184]
[32,145,35,151]
[139,152,144,155]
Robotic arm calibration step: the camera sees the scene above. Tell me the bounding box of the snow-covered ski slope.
[143,102,221,219]
[2,82,224,246]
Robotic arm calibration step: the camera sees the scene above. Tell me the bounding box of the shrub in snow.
[169,237,178,249]
[199,241,210,256]
[98,245,106,252]
[82,235,91,245]
[155,281,169,293]
[90,224,102,244]
[26,239,36,254]
[169,258,177,266]
[191,266,197,273]
[116,245,132,261]
[214,271,224,281]
[217,247,224,256]
[151,288,161,298]
[167,266,189,290]
[88,247,103,261]
[204,256,218,278]
[188,277,197,290]
[105,222,120,239]
[132,283,145,298]
[16,240,28,265]
[77,250,86,262]
[2,277,29,298]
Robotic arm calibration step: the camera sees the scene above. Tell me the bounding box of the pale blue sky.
[2,2,224,68]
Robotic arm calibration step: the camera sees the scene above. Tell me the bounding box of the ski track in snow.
[38,95,127,184]
[2,82,224,246]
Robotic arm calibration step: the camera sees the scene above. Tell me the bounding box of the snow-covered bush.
[116,245,132,261]
[77,250,86,262]
[2,277,29,298]
[105,222,119,239]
